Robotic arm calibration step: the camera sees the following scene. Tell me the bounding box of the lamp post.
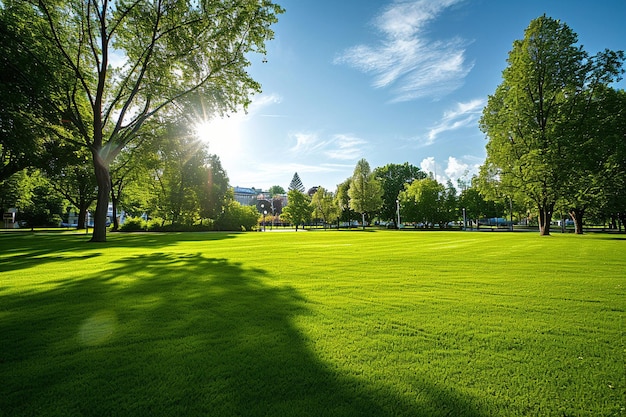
[260,203,266,232]
[396,199,401,229]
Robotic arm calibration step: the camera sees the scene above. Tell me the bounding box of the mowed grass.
[0,230,624,416]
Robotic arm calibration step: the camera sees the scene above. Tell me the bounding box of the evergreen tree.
[288,172,305,193]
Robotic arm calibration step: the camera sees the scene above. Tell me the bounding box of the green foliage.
[6,0,283,241]
[458,187,493,224]
[281,189,313,230]
[118,217,147,232]
[399,177,445,227]
[268,185,286,197]
[479,15,625,235]
[310,186,340,227]
[0,1,72,181]
[215,200,258,231]
[288,172,305,193]
[13,170,66,228]
[374,162,426,225]
[199,155,231,220]
[348,159,383,226]
[334,177,357,224]
[0,232,623,416]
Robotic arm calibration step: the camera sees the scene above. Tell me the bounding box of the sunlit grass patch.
[0,230,623,416]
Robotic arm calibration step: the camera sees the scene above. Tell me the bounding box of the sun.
[194,116,242,162]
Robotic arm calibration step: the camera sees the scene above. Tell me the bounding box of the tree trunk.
[569,207,585,235]
[538,202,554,236]
[110,193,119,231]
[110,179,120,232]
[77,205,87,230]
[91,153,111,242]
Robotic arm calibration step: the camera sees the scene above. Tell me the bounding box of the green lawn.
[0,230,624,416]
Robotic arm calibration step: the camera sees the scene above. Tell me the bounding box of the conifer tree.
[288,172,305,193]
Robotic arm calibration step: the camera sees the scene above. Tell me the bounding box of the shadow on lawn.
[0,232,238,273]
[1,251,486,417]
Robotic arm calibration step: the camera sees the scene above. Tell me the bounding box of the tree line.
[1,6,623,236]
[283,16,625,235]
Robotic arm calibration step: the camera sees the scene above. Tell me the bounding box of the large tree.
[399,177,444,228]
[373,162,425,227]
[348,159,383,229]
[13,0,282,241]
[0,3,71,181]
[281,189,312,231]
[597,88,626,230]
[45,147,98,230]
[559,86,626,233]
[479,15,624,235]
[147,122,218,225]
[310,186,339,228]
[334,178,356,228]
[198,154,231,221]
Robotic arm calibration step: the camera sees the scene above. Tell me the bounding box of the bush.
[119,217,147,232]
[215,201,258,231]
[146,217,165,231]
[144,218,215,232]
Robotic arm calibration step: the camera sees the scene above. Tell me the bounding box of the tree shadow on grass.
[0,232,238,273]
[1,252,486,416]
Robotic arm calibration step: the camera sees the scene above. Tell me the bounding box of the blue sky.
[195,0,626,192]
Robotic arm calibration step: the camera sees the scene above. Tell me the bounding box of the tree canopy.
[374,162,426,227]
[281,189,312,231]
[348,159,383,229]
[479,15,624,235]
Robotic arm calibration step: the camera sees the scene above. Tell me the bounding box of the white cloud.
[419,157,443,181]
[423,98,485,145]
[444,156,469,179]
[249,93,282,114]
[289,132,328,154]
[335,0,473,102]
[325,134,367,160]
[420,155,481,187]
[289,132,366,161]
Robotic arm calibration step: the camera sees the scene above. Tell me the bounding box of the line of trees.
[2,9,624,236]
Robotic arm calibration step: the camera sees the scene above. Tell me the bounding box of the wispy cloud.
[289,132,367,161]
[249,93,282,115]
[334,0,473,102]
[422,98,485,145]
[325,134,367,160]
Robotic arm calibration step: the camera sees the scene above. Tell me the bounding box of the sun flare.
[194,116,242,162]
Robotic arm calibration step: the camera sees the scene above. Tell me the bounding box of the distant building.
[233,186,260,206]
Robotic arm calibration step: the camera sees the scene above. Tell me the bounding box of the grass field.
[0,230,624,416]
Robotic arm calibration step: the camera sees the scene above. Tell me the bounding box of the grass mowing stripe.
[0,230,623,416]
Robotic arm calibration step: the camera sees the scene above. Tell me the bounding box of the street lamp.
[396,199,401,229]
[462,207,467,231]
[260,203,266,232]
